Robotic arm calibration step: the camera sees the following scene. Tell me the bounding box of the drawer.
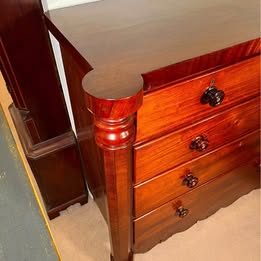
[133,159,260,253]
[136,55,260,142]
[134,130,260,217]
[134,97,260,183]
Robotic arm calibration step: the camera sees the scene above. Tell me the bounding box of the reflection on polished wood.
[45,1,260,260]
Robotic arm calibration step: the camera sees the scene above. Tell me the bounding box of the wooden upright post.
[86,93,143,261]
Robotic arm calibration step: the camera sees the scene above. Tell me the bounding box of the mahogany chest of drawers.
[44,1,260,260]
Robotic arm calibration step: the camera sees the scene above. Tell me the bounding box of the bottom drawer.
[133,158,260,253]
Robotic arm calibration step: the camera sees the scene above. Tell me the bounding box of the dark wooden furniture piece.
[0,0,88,219]
[45,1,260,259]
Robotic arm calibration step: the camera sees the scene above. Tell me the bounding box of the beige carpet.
[50,189,260,261]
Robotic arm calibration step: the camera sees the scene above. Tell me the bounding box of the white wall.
[41,0,98,133]
[44,0,98,10]
[42,0,97,197]
[48,33,77,132]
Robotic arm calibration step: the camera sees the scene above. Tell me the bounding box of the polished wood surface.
[60,39,142,260]
[143,38,260,91]
[61,46,136,261]
[134,97,260,183]
[56,41,260,260]
[60,44,108,219]
[45,0,259,99]
[134,130,260,217]
[134,158,260,253]
[136,56,260,142]
[0,0,90,218]
[0,0,71,141]
[9,104,88,219]
[45,2,260,258]
[103,148,133,261]
[89,98,138,261]
[0,38,26,110]
[23,116,42,144]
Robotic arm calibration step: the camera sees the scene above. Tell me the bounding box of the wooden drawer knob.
[176,206,189,218]
[190,135,209,152]
[201,86,225,107]
[182,172,199,188]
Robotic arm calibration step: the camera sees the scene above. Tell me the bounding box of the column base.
[110,252,133,261]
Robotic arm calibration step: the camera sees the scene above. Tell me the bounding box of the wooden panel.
[134,97,260,183]
[60,45,108,219]
[136,56,260,142]
[0,38,27,109]
[142,38,261,91]
[134,130,260,217]
[103,149,134,261]
[9,104,88,219]
[134,158,260,253]
[24,117,41,144]
[0,0,71,141]
[29,142,88,219]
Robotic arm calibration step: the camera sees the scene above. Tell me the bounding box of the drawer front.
[134,130,260,217]
[134,97,260,184]
[134,159,260,253]
[136,56,260,142]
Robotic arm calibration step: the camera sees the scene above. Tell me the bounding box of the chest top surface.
[45,0,259,99]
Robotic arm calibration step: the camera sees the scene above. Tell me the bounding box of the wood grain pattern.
[134,130,260,217]
[60,42,140,260]
[45,0,259,99]
[45,3,260,258]
[143,38,260,91]
[85,90,143,121]
[134,97,260,183]
[56,39,259,261]
[134,157,260,253]
[92,110,141,261]
[103,149,133,261]
[136,56,260,142]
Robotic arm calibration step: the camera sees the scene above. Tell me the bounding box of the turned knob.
[176,206,189,218]
[182,173,199,188]
[201,86,225,107]
[190,135,209,152]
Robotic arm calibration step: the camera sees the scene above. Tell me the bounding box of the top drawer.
[136,56,260,142]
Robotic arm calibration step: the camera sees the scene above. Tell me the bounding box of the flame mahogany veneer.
[45,1,260,260]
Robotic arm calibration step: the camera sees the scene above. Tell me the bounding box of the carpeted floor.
[50,189,260,261]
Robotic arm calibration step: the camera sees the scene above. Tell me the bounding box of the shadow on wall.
[42,0,99,11]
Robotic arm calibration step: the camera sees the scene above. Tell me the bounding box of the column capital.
[84,88,143,150]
